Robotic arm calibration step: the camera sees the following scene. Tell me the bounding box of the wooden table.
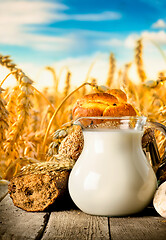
[0,182,166,240]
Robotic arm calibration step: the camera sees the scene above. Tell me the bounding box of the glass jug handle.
[147,121,166,177]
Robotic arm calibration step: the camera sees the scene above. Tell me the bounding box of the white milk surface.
[69,130,157,216]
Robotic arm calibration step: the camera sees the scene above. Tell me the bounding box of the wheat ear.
[5,74,33,158]
[0,87,9,151]
[106,53,116,87]
[63,71,71,97]
[6,86,19,126]
[0,54,34,158]
[31,85,55,112]
[135,39,147,82]
[42,82,98,153]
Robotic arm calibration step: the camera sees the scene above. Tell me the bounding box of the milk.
[68,129,157,216]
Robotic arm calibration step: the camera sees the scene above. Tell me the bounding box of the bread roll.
[73,93,118,119]
[75,92,118,105]
[72,90,137,125]
[106,89,127,102]
[103,102,137,117]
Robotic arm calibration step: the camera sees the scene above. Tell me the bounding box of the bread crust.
[73,93,118,120]
[106,89,127,102]
[72,90,136,121]
[103,103,137,117]
[77,92,118,104]
[8,163,70,212]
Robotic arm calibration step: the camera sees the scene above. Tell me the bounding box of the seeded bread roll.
[8,161,72,212]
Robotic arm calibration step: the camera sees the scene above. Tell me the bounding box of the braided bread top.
[72,89,137,121]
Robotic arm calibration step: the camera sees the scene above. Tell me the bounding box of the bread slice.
[8,162,71,212]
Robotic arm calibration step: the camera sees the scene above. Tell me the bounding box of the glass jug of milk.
[68,116,166,216]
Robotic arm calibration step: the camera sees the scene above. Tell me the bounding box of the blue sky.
[0,0,166,88]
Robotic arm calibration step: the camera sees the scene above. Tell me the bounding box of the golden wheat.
[106,53,116,88]
[0,47,165,180]
[6,86,19,125]
[63,71,71,98]
[0,87,9,150]
[5,75,33,157]
[135,39,147,82]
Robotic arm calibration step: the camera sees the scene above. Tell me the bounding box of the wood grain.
[0,191,165,240]
[109,215,166,240]
[0,194,49,240]
[42,209,110,240]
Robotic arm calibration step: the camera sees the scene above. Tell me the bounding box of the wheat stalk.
[135,39,147,82]
[42,82,110,153]
[5,75,33,158]
[0,87,9,152]
[30,109,40,132]
[0,52,166,181]
[106,53,116,88]
[45,66,57,91]
[31,85,55,112]
[81,58,98,96]
[63,71,71,98]
[6,86,19,126]
[0,71,17,87]
[0,55,34,159]
[42,82,98,153]
[3,156,40,179]
[115,69,122,88]
[121,63,132,88]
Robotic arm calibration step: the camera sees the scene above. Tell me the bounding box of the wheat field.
[0,39,166,180]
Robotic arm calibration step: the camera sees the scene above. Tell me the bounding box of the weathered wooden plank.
[109,215,166,240]
[0,194,50,240]
[42,209,110,240]
[0,180,9,202]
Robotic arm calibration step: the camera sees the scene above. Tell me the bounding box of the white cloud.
[68,11,121,21]
[18,51,166,91]
[97,34,139,49]
[0,24,77,52]
[0,0,68,25]
[99,38,123,47]
[152,19,166,29]
[0,0,73,51]
[0,0,121,25]
[2,50,165,91]
[141,30,166,45]
[124,34,139,48]
[0,0,122,52]
[123,31,166,49]
[51,11,122,22]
